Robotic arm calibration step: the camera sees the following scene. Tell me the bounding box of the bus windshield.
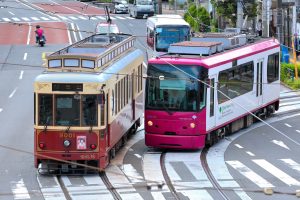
[155,26,190,52]
[145,64,207,112]
[38,94,98,126]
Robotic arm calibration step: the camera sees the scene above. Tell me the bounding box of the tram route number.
[59,133,75,138]
[80,154,96,159]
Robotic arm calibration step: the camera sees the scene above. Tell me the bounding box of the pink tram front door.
[208,77,216,128]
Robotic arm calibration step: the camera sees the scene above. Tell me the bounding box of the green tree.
[210,0,257,26]
[184,4,211,32]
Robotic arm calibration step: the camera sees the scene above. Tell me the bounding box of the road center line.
[8,11,15,15]
[246,151,255,156]
[234,144,243,149]
[19,71,24,80]
[0,108,3,113]
[23,53,27,60]
[296,130,300,133]
[27,23,31,45]
[285,123,292,127]
[9,88,17,98]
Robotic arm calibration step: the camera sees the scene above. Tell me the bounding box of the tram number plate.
[61,164,69,172]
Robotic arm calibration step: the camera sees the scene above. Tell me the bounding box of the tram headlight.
[63,140,71,147]
[190,123,196,129]
[147,120,153,126]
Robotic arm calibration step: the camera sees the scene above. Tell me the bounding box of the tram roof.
[148,38,280,68]
[147,14,190,28]
[36,49,143,83]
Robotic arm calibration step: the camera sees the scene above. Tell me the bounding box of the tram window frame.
[38,94,53,126]
[64,58,80,67]
[82,60,95,69]
[48,59,62,68]
[267,53,279,83]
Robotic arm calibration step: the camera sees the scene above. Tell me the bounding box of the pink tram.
[145,33,280,149]
[34,34,144,173]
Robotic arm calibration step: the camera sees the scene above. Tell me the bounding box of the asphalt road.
[0,0,300,199]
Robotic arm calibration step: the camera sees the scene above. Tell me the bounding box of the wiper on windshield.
[43,116,50,132]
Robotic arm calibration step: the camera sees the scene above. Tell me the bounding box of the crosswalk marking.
[68,16,78,20]
[40,17,50,20]
[31,17,39,21]
[21,17,30,21]
[280,159,300,173]
[78,16,88,20]
[226,160,274,188]
[122,164,143,183]
[12,17,20,21]
[90,17,97,20]
[253,159,300,186]
[57,15,68,20]
[181,190,214,200]
[110,17,116,20]
[11,179,30,200]
[37,174,66,200]
[2,18,10,21]
[49,16,59,20]
[115,16,125,19]
[126,16,134,19]
[97,16,106,20]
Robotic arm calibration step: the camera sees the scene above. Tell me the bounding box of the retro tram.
[34,33,144,173]
[145,33,280,149]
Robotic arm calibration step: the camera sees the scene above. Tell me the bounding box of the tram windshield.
[146,64,207,112]
[38,94,98,126]
[155,26,190,52]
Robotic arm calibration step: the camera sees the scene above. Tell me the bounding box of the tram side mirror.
[98,94,105,104]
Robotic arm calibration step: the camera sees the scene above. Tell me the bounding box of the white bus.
[146,14,191,54]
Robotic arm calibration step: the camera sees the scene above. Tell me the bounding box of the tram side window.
[267,53,279,83]
[38,94,53,126]
[218,61,254,104]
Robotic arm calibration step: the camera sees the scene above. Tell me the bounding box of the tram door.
[256,59,264,105]
[131,70,135,121]
[208,77,216,129]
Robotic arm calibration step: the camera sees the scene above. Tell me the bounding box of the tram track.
[160,151,181,200]
[100,171,122,200]
[200,147,230,200]
[57,175,72,200]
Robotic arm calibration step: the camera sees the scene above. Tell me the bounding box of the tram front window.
[146,64,207,112]
[55,95,80,126]
[37,94,98,126]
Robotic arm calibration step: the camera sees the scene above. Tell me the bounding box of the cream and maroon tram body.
[34,34,144,173]
[145,33,280,149]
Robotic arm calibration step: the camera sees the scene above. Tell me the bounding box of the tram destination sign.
[52,83,83,92]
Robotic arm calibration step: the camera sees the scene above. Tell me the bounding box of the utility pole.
[277,0,283,43]
[262,0,271,37]
[236,0,243,29]
[158,0,162,14]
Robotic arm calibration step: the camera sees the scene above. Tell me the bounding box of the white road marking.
[115,16,125,19]
[181,190,214,200]
[2,18,11,22]
[11,179,30,199]
[83,175,104,185]
[9,88,17,98]
[12,17,21,21]
[246,151,255,156]
[280,159,300,173]
[122,164,143,183]
[296,130,300,133]
[90,17,97,20]
[271,140,290,150]
[78,16,88,20]
[76,24,82,40]
[134,153,141,158]
[253,159,300,186]
[9,11,15,16]
[0,108,2,112]
[96,16,105,20]
[48,16,59,20]
[70,23,78,42]
[40,17,50,20]
[234,144,243,149]
[37,174,66,200]
[68,16,78,20]
[126,16,134,19]
[226,160,274,188]
[23,53,27,60]
[151,192,166,200]
[57,15,68,20]
[233,189,253,200]
[19,71,24,79]
[27,22,31,45]
[30,17,39,21]
[21,17,30,21]
[110,17,116,20]
[143,153,165,184]
[285,123,292,127]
